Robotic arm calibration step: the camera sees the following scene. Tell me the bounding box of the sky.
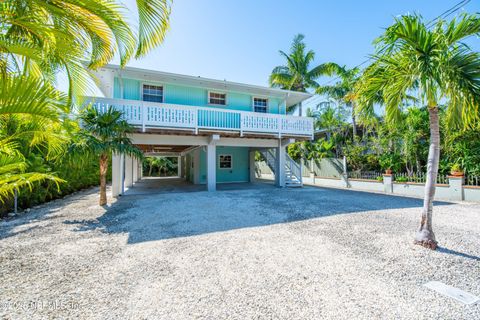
[117,0,479,111]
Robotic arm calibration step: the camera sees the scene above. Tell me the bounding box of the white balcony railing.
[87,97,314,138]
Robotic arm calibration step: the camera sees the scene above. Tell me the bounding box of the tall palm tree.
[76,106,142,206]
[357,14,480,250]
[270,34,342,116]
[317,67,361,137]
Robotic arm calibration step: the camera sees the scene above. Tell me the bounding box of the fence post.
[383,173,393,194]
[14,189,18,215]
[448,175,464,201]
[309,160,315,184]
[340,156,349,187]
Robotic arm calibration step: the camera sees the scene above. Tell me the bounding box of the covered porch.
[111,133,296,197]
[122,177,275,196]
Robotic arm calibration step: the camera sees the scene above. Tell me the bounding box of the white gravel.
[0,182,479,319]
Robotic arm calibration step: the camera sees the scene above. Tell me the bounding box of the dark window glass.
[253,98,268,113]
[143,84,163,103]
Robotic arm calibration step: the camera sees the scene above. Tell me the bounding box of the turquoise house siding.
[112,77,285,115]
[185,147,249,184]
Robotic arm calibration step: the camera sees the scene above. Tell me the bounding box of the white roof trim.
[93,64,312,107]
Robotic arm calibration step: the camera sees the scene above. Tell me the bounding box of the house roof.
[93,64,313,107]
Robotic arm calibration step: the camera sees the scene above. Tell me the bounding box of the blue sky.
[122,0,478,87]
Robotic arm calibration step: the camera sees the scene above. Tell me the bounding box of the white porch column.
[249,149,257,183]
[275,141,286,187]
[207,135,220,191]
[132,158,138,183]
[178,156,183,178]
[125,155,133,188]
[138,159,143,180]
[120,154,125,194]
[112,153,122,197]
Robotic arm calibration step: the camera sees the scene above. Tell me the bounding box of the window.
[253,97,268,113]
[142,84,163,103]
[219,154,232,169]
[209,92,226,105]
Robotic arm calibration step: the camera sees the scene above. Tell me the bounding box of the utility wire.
[306,0,472,107]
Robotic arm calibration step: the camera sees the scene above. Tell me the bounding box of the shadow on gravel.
[0,187,100,241]
[437,247,480,261]
[62,181,454,244]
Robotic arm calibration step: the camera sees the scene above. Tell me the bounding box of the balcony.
[87,97,314,138]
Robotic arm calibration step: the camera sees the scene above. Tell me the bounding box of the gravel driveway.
[1,182,479,319]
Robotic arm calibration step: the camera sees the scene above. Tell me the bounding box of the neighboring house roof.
[93,64,313,107]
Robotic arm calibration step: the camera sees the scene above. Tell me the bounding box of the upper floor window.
[253,97,268,113]
[209,92,226,105]
[143,84,163,103]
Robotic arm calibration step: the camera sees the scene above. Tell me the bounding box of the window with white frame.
[253,97,268,113]
[209,92,227,105]
[142,84,164,103]
[219,154,232,169]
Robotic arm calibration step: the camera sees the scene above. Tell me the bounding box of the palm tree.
[0,0,171,205]
[270,34,342,116]
[317,67,361,138]
[1,0,172,101]
[76,106,142,206]
[0,74,67,203]
[357,14,480,249]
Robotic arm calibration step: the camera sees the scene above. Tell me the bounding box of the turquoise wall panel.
[165,84,206,106]
[113,77,121,98]
[114,77,286,115]
[197,146,249,183]
[122,79,140,100]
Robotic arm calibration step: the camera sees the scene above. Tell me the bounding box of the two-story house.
[88,65,314,196]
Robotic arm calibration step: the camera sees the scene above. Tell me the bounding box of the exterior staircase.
[259,149,303,188]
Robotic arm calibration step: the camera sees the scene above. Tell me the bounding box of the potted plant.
[379,153,400,175]
[450,163,464,177]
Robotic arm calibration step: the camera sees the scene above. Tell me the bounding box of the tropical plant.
[317,67,362,137]
[269,34,342,115]
[1,0,172,100]
[379,153,402,173]
[357,13,480,249]
[0,0,172,210]
[0,74,67,204]
[75,106,142,206]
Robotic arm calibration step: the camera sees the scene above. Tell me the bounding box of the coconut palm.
[317,67,361,137]
[270,34,342,115]
[1,0,172,101]
[76,106,142,206]
[357,13,480,249]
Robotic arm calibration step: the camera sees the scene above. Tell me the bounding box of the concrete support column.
[178,156,183,178]
[132,158,138,183]
[125,155,133,188]
[193,149,200,184]
[249,149,257,183]
[206,135,219,191]
[275,140,286,187]
[120,154,125,194]
[383,174,393,194]
[138,160,143,180]
[112,153,122,197]
[448,176,464,201]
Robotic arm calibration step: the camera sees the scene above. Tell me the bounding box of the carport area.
[124,177,274,196]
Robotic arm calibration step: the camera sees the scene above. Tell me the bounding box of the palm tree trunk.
[414,106,439,250]
[99,153,108,206]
